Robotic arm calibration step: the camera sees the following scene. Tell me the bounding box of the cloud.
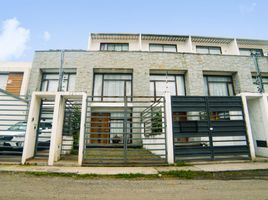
[43,31,51,42]
[239,2,257,14]
[0,18,30,61]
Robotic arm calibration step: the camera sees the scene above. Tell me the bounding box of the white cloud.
[239,2,257,14]
[43,31,51,42]
[0,18,30,61]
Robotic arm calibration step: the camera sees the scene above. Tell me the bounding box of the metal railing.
[83,96,167,165]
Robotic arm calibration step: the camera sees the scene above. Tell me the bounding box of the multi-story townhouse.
[1,33,268,166]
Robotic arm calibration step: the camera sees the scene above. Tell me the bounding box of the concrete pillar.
[22,93,41,164]
[48,93,65,165]
[240,94,256,160]
[165,92,175,164]
[78,93,87,166]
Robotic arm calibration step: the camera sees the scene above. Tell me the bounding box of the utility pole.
[58,50,64,91]
[251,51,264,93]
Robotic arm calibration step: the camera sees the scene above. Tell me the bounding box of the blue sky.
[0,0,267,61]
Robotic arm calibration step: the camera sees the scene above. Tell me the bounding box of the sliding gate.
[172,96,250,161]
[83,96,167,166]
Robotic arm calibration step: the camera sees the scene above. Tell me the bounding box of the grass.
[1,169,268,180]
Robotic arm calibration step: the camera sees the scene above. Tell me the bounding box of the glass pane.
[126,81,132,96]
[209,47,221,54]
[122,44,129,51]
[163,45,177,52]
[228,83,234,96]
[207,76,231,82]
[149,44,163,52]
[104,74,131,80]
[47,80,58,92]
[68,74,76,91]
[239,49,251,56]
[107,44,115,51]
[43,74,59,79]
[209,83,228,96]
[93,75,102,98]
[203,77,208,96]
[114,44,121,51]
[103,80,124,96]
[0,74,8,90]
[262,77,268,83]
[62,80,68,91]
[196,47,209,54]
[100,44,107,51]
[150,82,155,96]
[176,76,185,95]
[150,75,175,81]
[41,80,48,91]
[264,84,268,93]
[155,81,176,96]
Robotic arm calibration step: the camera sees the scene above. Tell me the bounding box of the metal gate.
[0,89,29,162]
[172,96,250,161]
[83,96,167,166]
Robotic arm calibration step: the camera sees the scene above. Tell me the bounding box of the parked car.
[0,121,52,149]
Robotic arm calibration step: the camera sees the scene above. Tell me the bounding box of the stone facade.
[28,50,268,96]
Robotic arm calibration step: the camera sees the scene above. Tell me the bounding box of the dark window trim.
[149,74,186,99]
[149,43,177,52]
[204,75,235,96]
[239,48,264,56]
[40,72,76,92]
[196,46,222,54]
[92,73,133,101]
[100,43,129,51]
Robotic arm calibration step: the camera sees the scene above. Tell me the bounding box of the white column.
[241,95,256,160]
[165,92,175,164]
[48,93,65,165]
[22,93,41,164]
[78,93,87,166]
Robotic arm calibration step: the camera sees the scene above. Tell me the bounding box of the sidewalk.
[0,162,268,175]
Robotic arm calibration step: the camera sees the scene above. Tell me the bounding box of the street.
[0,173,268,200]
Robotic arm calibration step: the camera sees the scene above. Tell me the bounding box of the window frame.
[92,73,133,101]
[149,43,177,52]
[196,46,222,55]
[239,48,264,56]
[100,43,129,51]
[150,74,186,99]
[204,75,235,96]
[40,72,76,92]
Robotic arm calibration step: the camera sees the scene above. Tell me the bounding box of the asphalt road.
[1,173,268,200]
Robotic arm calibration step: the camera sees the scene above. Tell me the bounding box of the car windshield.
[8,122,27,131]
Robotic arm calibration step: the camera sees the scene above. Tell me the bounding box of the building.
[2,33,268,166]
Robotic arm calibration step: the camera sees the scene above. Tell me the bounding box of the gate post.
[78,93,87,166]
[165,92,175,164]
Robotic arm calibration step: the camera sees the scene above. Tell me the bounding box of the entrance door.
[90,113,110,144]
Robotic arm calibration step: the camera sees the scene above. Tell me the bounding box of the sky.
[0,0,267,61]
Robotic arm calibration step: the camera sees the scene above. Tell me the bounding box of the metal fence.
[83,96,167,166]
[172,96,250,161]
[0,89,29,162]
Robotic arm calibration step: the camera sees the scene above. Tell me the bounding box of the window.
[196,46,222,55]
[149,44,177,52]
[100,43,129,51]
[252,76,268,92]
[41,73,76,92]
[0,73,8,90]
[150,75,185,97]
[204,76,234,96]
[93,74,132,101]
[239,48,264,56]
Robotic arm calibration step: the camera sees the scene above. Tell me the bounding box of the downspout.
[58,50,64,91]
[252,52,264,93]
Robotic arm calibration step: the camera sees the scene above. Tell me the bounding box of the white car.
[0,121,52,148]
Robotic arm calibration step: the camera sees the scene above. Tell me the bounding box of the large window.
[196,46,222,55]
[149,44,177,52]
[150,75,185,97]
[204,76,234,96]
[100,43,129,51]
[41,73,76,92]
[252,76,268,92]
[93,74,132,101]
[0,73,8,90]
[239,48,263,56]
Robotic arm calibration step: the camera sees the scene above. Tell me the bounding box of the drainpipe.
[58,50,64,92]
[251,52,264,93]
